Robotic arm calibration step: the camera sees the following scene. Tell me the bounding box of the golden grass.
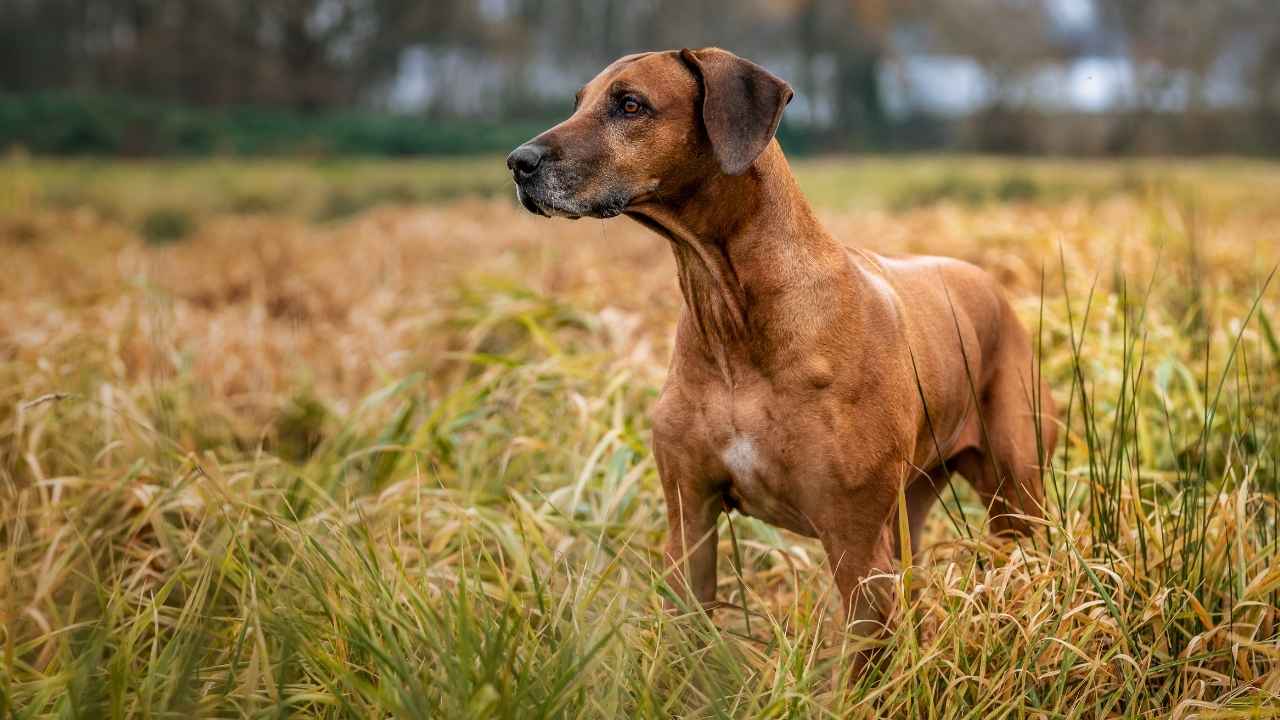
[2,156,1279,717]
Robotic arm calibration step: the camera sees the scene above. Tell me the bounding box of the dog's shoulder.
[877,252,989,283]
[845,252,987,301]
[877,254,1001,306]
[849,251,1010,348]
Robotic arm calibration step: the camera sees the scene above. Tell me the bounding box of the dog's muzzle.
[506,142,629,220]
[507,143,555,217]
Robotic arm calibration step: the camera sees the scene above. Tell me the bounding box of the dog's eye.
[622,97,641,114]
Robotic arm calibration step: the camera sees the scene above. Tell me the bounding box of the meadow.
[2,153,1279,718]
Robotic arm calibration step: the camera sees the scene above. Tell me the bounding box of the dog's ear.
[680,47,793,176]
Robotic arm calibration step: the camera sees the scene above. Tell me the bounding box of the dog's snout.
[506,144,546,179]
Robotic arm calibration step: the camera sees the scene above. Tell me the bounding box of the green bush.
[891,172,1050,210]
[274,393,330,463]
[0,92,549,157]
[995,173,1041,202]
[139,207,195,244]
[891,174,989,210]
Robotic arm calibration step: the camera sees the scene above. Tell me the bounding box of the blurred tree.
[788,0,897,149]
[0,0,86,92]
[1102,0,1280,153]
[1,0,450,110]
[911,0,1065,152]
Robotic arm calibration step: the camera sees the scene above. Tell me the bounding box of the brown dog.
[507,48,1058,641]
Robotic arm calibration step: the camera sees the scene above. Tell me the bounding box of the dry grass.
[2,155,1279,717]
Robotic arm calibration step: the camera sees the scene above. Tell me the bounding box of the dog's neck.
[627,142,851,383]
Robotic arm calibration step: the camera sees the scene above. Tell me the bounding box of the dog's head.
[507,48,793,219]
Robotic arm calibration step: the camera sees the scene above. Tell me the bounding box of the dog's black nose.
[506,144,545,179]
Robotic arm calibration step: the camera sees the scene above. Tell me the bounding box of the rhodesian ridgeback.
[507,48,1058,646]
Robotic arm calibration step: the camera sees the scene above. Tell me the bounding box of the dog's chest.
[718,428,817,536]
[709,386,822,537]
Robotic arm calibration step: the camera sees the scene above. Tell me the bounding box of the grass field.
[3,153,1280,718]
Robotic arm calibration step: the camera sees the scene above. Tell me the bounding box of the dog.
[507,48,1058,644]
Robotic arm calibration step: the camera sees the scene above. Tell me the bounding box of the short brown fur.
[508,48,1059,653]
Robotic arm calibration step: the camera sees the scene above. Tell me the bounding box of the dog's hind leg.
[955,363,1056,536]
[894,468,949,561]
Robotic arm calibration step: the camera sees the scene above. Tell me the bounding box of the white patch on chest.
[722,436,759,480]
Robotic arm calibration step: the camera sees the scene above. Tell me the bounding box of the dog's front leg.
[660,483,721,611]
[655,453,721,611]
[817,487,898,661]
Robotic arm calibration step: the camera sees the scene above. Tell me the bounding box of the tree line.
[2,0,1278,154]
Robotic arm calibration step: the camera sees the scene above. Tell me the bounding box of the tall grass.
[2,158,1279,717]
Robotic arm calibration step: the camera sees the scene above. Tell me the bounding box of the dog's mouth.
[515,184,553,218]
[514,180,627,221]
